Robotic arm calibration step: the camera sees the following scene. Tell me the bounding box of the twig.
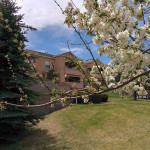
[71,0,77,9]
[67,40,71,52]
[129,35,135,41]
[71,41,92,45]
[141,6,145,24]
[53,0,64,13]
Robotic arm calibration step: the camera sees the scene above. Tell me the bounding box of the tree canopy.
[63,0,150,96]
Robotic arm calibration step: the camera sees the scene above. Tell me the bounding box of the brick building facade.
[25,49,104,89]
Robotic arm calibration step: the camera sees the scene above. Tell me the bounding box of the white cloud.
[60,47,84,56]
[16,0,85,30]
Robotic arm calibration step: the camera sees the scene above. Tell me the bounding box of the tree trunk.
[134,91,137,100]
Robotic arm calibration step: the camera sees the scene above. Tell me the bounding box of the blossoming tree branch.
[1,0,150,109]
[62,0,150,95]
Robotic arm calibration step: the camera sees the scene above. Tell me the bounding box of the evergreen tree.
[0,0,41,142]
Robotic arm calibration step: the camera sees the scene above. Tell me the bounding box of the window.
[65,62,75,69]
[45,61,50,70]
[65,76,80,83]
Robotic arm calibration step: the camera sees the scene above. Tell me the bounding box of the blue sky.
[26,25,111,64]
[16,0,149,64]
[16,0,111,64]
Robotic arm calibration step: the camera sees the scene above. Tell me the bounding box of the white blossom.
[64,0,150,96]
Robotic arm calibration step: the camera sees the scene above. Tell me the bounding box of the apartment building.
[25,49,104,89]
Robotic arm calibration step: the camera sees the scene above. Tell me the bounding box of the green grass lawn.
[1,93,150,150]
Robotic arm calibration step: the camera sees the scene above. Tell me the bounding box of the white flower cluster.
[85,85,97,93]
[82,95,89,103]
[116,30,129,47]
[64,0,150,95]
[115,76,148,96]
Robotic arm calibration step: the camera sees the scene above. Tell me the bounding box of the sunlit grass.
[1,93,150,150]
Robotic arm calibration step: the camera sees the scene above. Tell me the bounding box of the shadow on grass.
[0,129,69,150]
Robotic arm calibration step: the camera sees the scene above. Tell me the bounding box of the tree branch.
[3,69,150,108]
[142,6,146,24]
[142,48,150,54]
[129,35,135,41]
[53,0,64,13]
[71,41,92,45]
[25,54,52,92]
[144,7,150,14]
[72,26,108,88]
[71,0,77,9]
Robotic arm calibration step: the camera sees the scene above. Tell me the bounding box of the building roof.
[25,49,104,65]
[25,49,54,58]
[25,49,82,60]
[26,50,77,58]
[54,51,75,57]
[84,59,94,64]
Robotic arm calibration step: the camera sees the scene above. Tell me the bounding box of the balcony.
[65,62,82,76]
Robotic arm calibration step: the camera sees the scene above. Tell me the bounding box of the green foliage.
[47,69,58,80]
[89,94,102,103]
[0,0,41,142]
[101,94,108,102]
[73,94,108,104]
[145,73,150,95]
[76,97,84,104]
[89,94,108,103]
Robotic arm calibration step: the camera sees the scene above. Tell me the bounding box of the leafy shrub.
[89,94,102,103]
[101,94,108,102]
[76,97,84,104]
[47,69,58,80]
[72,94,108,104]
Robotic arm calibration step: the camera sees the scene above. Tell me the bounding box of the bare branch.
[71,41,92,45]
[53,0,64,13]
[71,0,77,9]
[72,26,108,88]
[67,40,71,52]
[142,6,146,24]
